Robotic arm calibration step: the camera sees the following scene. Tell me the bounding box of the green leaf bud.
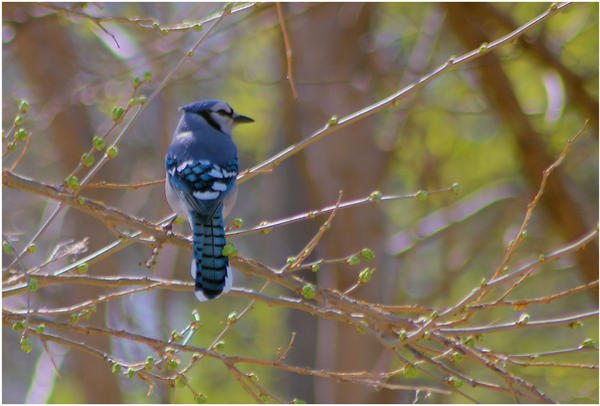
[70,313,80,324]
[106,145,119,159]
[416,190,428,201]
[451,182,462,194]
[347,254,360,266]
[143,71,152,82]
[14,115,24,127]
[581,338,596,349]
[35,324,45,334]
[3,240,13,255]
[448,376,463,387]
[291,398,306,404]
[286,256,297,265]
[126,367,135,379]
[360,247,375,260]
[29,278,38,292]
[92,136,106,151]
[517,313,530,325]
[77,263,89,274]
[301,283,316,299]
[20,335,33,354]
[12,320,25,331]
[358,267,372,283]
[19,100,30,114]
[112,363,122,374]
[311,263,320,272]
[27,243,37,254]
[192,23,203,31]
[145,355,155,370]
[403,364,418,378]
[133,76,142,88]
[227,312,237,323]
[170,330,182,342]
[6,141,17,152]
[222,243,237,257]
[327,115,339,126]
[167,359,179,370]
[369,190,382,201]
[214,341,225,352]
[111,106,125,123]
[15,128,28,141]
[67,175,80,191]
[231,218,243,229]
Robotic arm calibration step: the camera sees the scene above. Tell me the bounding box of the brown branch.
[276,2,298,99]
[492,120,589,280]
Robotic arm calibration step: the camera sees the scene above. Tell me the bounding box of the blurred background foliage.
[2,2,598,403]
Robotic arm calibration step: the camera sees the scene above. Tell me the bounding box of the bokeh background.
[2,2,598,403]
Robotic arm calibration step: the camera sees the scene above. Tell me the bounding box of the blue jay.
[165,100,253,301]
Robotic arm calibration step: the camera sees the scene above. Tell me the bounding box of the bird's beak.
[233,113,254,124]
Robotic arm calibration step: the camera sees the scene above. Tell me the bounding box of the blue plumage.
[165,100,253,301]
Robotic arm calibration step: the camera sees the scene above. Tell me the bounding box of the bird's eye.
[215,109,230,116]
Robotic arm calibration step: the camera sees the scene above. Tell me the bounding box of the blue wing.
[166,155,238,219]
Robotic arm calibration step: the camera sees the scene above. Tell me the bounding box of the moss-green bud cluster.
[231,218,243,229]
[67,175,80,191]
[14,115,24,127]
[28,278,38,292]
[76,263,89,274]
[222,242,238,257]
[327,115,339,126]
[15,128,28,141]
[416,190,428,201]
[403,364,418,378]
[346,254,360,266]
[111,106,125,123]
[369,190,382,201]
[227,312,237,323]
[451,182,462,194]
[301,283,316,299]
[20,335,33,353]
[145,355,155,370]
[170,330,183,342]
[143,71,152,82]
[80,152,95,167]
[311,263,320,272]
[358,267,372,283]
[112,363,122,374]
[214,341,225,352]
[12,320,25,331]
[106,145,119,159]
[3,240,13,255]
[360,247,375,260]
[92,136,106,151]
[581,338,596,349]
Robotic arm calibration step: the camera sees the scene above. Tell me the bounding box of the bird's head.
[180,100,254,135]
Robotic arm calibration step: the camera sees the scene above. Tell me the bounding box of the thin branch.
[276,2,298,99]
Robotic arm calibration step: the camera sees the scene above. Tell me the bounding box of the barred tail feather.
[190,208,232,302]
